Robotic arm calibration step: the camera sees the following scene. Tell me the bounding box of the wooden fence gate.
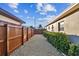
[34,29,45,34]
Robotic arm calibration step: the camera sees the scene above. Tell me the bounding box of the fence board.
[34,29,45,34]
[7,25,22,55]
[0,25,6,55]
[28,28,32,39]
[31,29,34,36]
[22,27,28,44]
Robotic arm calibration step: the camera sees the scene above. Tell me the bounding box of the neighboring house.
[45,3,79,44]
[0,8,25,26]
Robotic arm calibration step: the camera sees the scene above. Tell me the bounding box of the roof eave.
[46,3,79,27]
[0,8,25,24]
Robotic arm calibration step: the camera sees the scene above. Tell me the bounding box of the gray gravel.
[10,34,63,56]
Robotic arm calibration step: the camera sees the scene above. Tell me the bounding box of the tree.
[30,26,34,29]
[38,24,43,29]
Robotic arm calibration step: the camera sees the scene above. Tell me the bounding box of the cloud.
[26,16,35,20]
[36,3,43,11]
[30,5,33,8]
[39,12,46,15]
[8,3,19,9]
[46,15,56,23]
[19,15,23,18]
[44,15,56,25]
[36,3,56,15]
[44,4,56,12]
[24,9,28,14]
[8,3,19,13]
[27,16,30,19]
[14,9,19,13]
[37,15,56,26]
[38,15,56,22]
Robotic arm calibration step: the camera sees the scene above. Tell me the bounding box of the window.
[48,26,50,30]
[58,21,64,31]
[52,25,54,31]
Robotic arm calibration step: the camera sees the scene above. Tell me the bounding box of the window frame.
[58,21,64,31]
[52,25,54,31]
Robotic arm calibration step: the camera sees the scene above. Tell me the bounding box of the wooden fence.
[0,24,6,56]
[0,24,34,56]
[34,29,45,34]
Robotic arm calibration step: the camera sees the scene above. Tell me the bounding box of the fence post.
[4,24,9,56]
[27,28,28,41]
[31,28,32,37]
[22,26,24,45]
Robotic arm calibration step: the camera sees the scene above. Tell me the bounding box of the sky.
[0,3,70,28]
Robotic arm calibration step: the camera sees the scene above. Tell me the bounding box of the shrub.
[68,44,79,56]
[68,44,77,56]
[75,45,79,55]
[43,31,70,55]
[43,31,79,56]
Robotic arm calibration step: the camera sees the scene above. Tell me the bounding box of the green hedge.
[68,44,79,56]
[43,31,79,56]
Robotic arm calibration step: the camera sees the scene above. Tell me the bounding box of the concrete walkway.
[11,34,63,56]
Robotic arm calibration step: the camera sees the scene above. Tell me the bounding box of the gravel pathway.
[11,34,63,56]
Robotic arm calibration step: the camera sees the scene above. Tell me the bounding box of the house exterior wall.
[46,26,50,31]
[46,10,79,36]
[46,10,79,44]
[0,15,21,25]
[53,22,59,32]
[46,24,53,32]
[53,17,65,32]
[64,10,79,36]
[46,18,65,32]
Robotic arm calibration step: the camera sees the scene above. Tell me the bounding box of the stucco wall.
[0,15,21,25]
[53,22,58,32]
[46,25,52,32]
[47,10,79,35]
[49,18,65,32]
[64,10,79,36]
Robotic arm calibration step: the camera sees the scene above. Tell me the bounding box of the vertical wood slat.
[26,28,28,41]
[22,26,29,44]
[4,24,9,56]
[31,28,32,37]
[0,25,6,56]
[21,26,24,45]
[31,28,33,37]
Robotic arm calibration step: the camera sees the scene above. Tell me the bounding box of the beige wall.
[0,15,21,25]
[46,10,79,36]
[46,25,52,32]
[65,10,79,36]
[46,18,65,32]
